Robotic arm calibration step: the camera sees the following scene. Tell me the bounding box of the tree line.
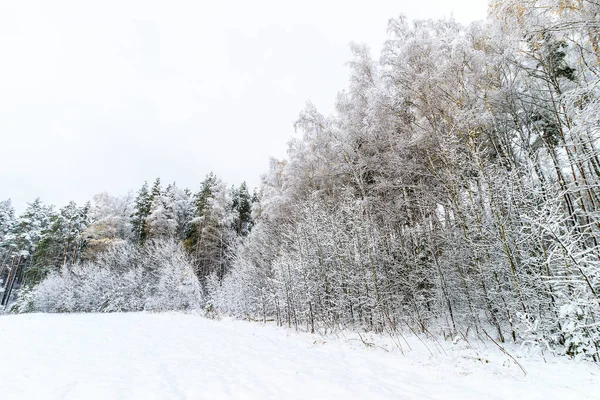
[2,0,600,361]
[0,176,255,309]
[214,1,600,361]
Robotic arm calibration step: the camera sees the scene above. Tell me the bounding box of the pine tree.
[26,201,90,285]
[1,199,54,305]
[147,183,177,240]
[232,182,253,236]
[150,178,162,201]
[195,173,217,216]
[131,181,152,245]
[188,174,236,281]
[184,173,217,251]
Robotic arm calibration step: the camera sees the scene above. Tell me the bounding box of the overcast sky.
[0,0,487,212]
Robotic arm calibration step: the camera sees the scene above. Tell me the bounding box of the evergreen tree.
[232,182,253,236]
[131,181,153,245]
[1,198,54,305]
[27,201,90,285]
[150,178,162,201]
[147,184,177,240]
[195,173,217,216]
[184,173,217,250]
[188,174,236,281]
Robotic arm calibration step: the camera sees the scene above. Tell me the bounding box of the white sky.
[0,0,488,212]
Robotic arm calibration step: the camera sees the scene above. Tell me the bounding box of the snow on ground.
[0,313,598,399]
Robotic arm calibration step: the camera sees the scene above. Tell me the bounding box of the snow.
[0,313,598,400]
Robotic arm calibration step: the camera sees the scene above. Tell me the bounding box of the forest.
[2,0,600,362]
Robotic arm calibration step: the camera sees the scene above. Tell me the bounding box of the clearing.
[0,312,598,399]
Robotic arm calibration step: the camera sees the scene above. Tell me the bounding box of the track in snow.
[0,312,598,399]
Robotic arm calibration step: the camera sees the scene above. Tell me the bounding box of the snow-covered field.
[0,313,598,399]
